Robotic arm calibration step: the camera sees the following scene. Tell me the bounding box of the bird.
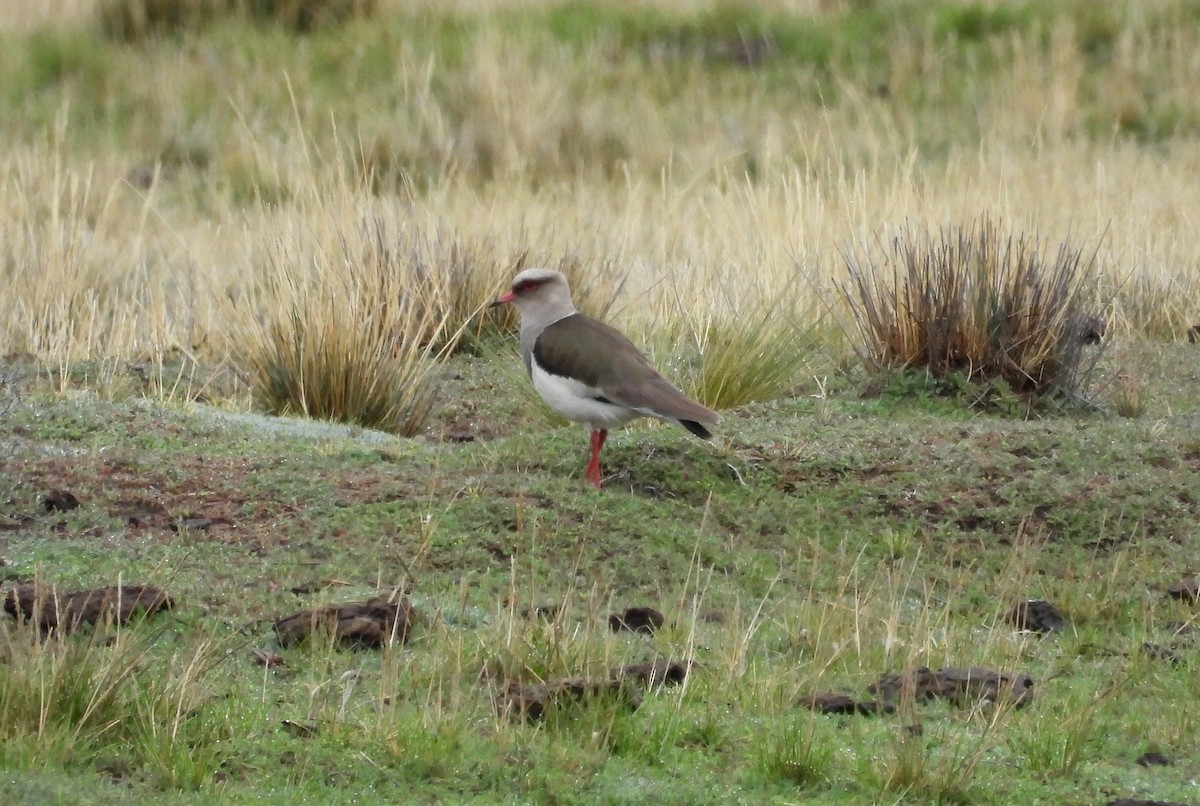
[491,268,719,488]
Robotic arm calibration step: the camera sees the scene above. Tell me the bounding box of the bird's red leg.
[585,429,607,488]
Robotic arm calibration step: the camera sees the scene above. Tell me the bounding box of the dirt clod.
[608,606,665,634]
[441,419,476,443]
[1075,315,1106,344]
[274,595,414,649]
[501,677,643,722]
[1166,577,1199,602]
[1142,641,1187,665]
[42,490,81,513]
[1008,599,1067,633]
[1135,750,1174,767]
[613,658,691,689]
[869,666,1033,708]
[801,692,894,716]
[252,648,286,667]
[3,584,173,633]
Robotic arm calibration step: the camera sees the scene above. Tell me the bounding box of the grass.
[232,205,455,435]
[838,217,1105,407]
[3,343,1200,802]
[3,0,1200,802]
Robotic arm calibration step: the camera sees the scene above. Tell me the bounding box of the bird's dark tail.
[680,420,713,440]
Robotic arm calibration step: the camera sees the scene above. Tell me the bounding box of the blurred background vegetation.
[1,0,1198,428]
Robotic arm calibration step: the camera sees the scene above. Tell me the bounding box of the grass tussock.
[230,190,635,433]
[0,145,191,382]
[840,217,1106,407]
[233,212,455,436]
[0,627,136,756]
[658,294,826,411]
[1111,370,1146,418]
[0,616,229,788]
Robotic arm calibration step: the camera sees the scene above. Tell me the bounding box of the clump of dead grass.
[0,144,181,370]
[839,217,1106,407]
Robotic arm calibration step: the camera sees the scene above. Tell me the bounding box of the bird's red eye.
[515,279,539,293]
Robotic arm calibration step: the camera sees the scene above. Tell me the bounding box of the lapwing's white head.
[490,268,576,330]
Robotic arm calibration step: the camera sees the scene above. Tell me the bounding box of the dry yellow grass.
[839,216,1104,401]
[2,1,1199,415]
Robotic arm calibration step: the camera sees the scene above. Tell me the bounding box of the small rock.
[608,606,664,634]
[1008,600,1068,633]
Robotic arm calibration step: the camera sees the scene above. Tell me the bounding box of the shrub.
[838,217,1105,407]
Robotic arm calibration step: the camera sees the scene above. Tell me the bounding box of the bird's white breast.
[530,361,640,430]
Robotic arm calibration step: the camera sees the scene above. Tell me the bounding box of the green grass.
[2,338,1200,803]
[3,1,1200,802]
[4,0,1199,165]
